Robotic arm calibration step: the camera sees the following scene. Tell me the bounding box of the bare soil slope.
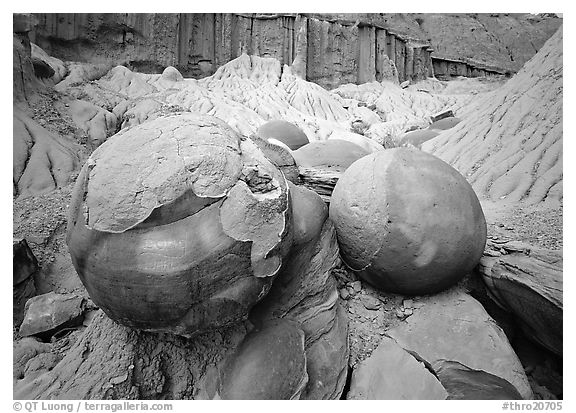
[423,28,562,207]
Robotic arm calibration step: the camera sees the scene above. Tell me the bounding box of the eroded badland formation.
[13,13,562,400]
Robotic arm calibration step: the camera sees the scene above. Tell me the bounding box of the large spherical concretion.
[66,113,292,337]
[329,148,486,295]
[257,119,310,150]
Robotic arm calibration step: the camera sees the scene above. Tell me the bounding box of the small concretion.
[218,319,308,400]
[329,147,486,295]
[160,66,184,82]
[257,119,310,150]
[292,139,371,172]
[398,129,440,148]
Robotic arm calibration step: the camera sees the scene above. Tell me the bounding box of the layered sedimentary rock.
[386,289,532,399]
[479,241,563,356]
[423,28,563,206]
[250,183,349,399]
[351,13,561,76]
[31,13,434,89]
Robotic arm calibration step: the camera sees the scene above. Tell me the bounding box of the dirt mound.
[423,28,562,206]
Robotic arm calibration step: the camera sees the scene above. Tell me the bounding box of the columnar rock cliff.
[31,13,560,89]
[31,13,434,89]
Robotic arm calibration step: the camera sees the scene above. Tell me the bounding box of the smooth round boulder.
[429,116,461,131]
[219,319,308,399]
[257,119,309,150]
[292,139,371,172]
[398,129,440,148]
[66,113,292,337]
[329,148,486,295]
[161,65,183,82]
[328,130,383,153]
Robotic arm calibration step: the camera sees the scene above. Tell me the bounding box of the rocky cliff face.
[31,13,434,89]
[31,13,560,89]
[370,13,562,74]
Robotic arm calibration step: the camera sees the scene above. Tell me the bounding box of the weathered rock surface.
[250,183,348,399]
[31,43,66,84]
[423,28,563,206]
[330,148,487,295]
[348,336,448,399]
[66,113,291,337]
[13,238,39,326]
[14,33,43,103]
[31,13,425,90]
[334,81,475,145]
[364,13,561,74]
[13,238,38,286]
[218,319,308,400]
[14,312,250,399]
[479,241,562,355]
[386,289,532,399]
[432,360,523,400]
[13,337,52,381]
[19,292,86,338]
[67,99,118,150]
[297,168,341,204]
[13,109,80,198]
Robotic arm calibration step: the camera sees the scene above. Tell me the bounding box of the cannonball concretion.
[329,148,486,295]
[257,119,310,150]
[66,113,292,337]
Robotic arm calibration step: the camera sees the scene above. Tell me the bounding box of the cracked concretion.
[66,113,291,336]
[83,113,244,233]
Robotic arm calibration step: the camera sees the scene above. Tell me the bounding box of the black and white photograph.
[11,6,564,406]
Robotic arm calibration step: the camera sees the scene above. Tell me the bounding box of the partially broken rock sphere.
[66,113,292,337]
[330,148,486,295]
[257,119,309,150]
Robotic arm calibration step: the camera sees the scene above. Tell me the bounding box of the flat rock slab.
[433,360,522,400]
[347,336,447,400]
[479,241,562,356]
[386,289,532,399]
[19,292,85,337]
